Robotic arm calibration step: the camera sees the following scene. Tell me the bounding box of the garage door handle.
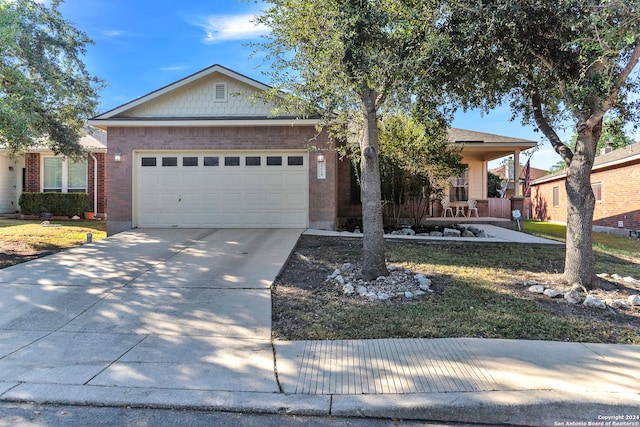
[178,195,182,202]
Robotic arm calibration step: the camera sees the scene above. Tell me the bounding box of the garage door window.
[225,156,240,166]
[162,157,178,167]
[204,156,219,166]
[43,156,87,193]
[288,156,304,166]
[183,157,198,167]
[141,157,157,167]
[267,156,282,166]
[246,156,261,166]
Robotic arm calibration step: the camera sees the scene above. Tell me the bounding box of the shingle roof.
[447,128,536,144]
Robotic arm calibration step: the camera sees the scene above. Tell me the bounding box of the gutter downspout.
[89,152,98,216]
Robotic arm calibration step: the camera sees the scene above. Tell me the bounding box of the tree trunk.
[360,89,388,280]
[562,125,599,288]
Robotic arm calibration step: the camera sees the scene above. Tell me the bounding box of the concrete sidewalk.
[0,228,637,427]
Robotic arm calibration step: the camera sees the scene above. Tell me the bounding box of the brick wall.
[106,125,335,227]
[25,153,40,192]
[531,159,640,231]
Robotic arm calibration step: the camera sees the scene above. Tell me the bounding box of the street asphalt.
[0,227,637,427]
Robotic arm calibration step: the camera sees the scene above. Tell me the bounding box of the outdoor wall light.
[114,149,122,163]
[317,152,326,180]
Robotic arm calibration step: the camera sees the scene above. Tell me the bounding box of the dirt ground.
[0,241,55,269]
[272,235,640,341]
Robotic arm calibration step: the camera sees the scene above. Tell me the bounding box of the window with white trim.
[43,157,87,193]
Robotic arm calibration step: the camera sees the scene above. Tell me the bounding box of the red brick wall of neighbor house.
[531,160,640,230]
[25,153,40,192]
[106,126,335,226]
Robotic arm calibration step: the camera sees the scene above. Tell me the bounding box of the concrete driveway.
[0,228,302,400]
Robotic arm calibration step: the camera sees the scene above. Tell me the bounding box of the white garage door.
[134,151,308,228]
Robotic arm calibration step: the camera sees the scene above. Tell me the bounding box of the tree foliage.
[256,0,447,279]
[0,0,103,157]
[379,115,463,228]
[439,0,640,287]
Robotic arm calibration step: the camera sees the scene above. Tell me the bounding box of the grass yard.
[0,219,107,268]
[272,224,640,344]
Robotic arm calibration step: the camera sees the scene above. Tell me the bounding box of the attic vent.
[214,82,227,102]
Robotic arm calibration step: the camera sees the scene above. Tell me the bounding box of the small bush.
[19,193,90,217]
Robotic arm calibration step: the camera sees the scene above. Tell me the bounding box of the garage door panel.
[135,151,308,228]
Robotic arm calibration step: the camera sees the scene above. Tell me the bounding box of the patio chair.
[441,200,454,217]
[467,199,479,217]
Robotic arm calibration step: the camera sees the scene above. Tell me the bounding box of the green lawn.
[0,219,107,252]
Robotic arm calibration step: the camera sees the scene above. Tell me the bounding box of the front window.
[43,156,87,193]
[449,167,469,202]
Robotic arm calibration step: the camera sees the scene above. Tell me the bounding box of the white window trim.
[41,155,88,193]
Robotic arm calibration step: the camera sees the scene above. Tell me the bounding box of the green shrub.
[19,192,90,217]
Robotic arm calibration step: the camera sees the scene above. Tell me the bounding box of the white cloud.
[159,65,188,71]
[101,29,127,38]
[199,14,269,43]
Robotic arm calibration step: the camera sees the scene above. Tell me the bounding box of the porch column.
[513,150,521,197]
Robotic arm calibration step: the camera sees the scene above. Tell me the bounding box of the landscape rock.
[328,269,341,279]
[564,290,583,304]
[334,275,345,285]
[401,228,415,236]
[377,292,390,300]
[415,290,426,297]
[356,285,368,296]
[341,262,354,272]
[467,226,481,235]
[365,292,378,299]
[583,296,606,309]
[528,285,545,294]
[415,274,432,290]
[476,231,489,238]
[611,274,623,280]
[628,295,640,306]
[429,231,444,237]
[342,284,355,295]
[605,299,629,310]
[443,228,462,237]
[623,276,638,284]
[404,291,414,299]
[462,230,475,238]
[597,273,611,279]
[543,289,561,298]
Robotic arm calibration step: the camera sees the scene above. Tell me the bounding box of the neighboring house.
[0,131,108,217]
[530,141,640,235]
[88,64,537,235]
[490,163,548,198]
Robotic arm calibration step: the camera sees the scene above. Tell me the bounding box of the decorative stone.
[356,285,368,296]
[429,231,444,237]
[334,275,345,285]
[401,228,416,236]
[628,295,640,306]
[623,276,638,284]
[528,285,545,294]
[415,290,426,297]
[343,284,355,295]
[404,291,414,298]
[462,230,475,237]
[611,274,623,280]
[564,290,583,304]
[476,231,489,238]
[443,228,462,237]
[543,289,561,298]
[605,299,629,310]
[365,292,378,299]
[328,269,341,279]
[415,274,431,290]
[525,280,541,286]
[387,264,397,272]
[341,262,354,272]
[377,292,390,300]
[597,273,611,279]
[468,226,481,235]
[583,296,606,309]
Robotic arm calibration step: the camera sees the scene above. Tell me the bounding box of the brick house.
[0,131,108,217]
[530,141,640,235]
[89,64,537,235]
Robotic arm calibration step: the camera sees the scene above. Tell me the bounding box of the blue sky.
[53,0,629,171]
